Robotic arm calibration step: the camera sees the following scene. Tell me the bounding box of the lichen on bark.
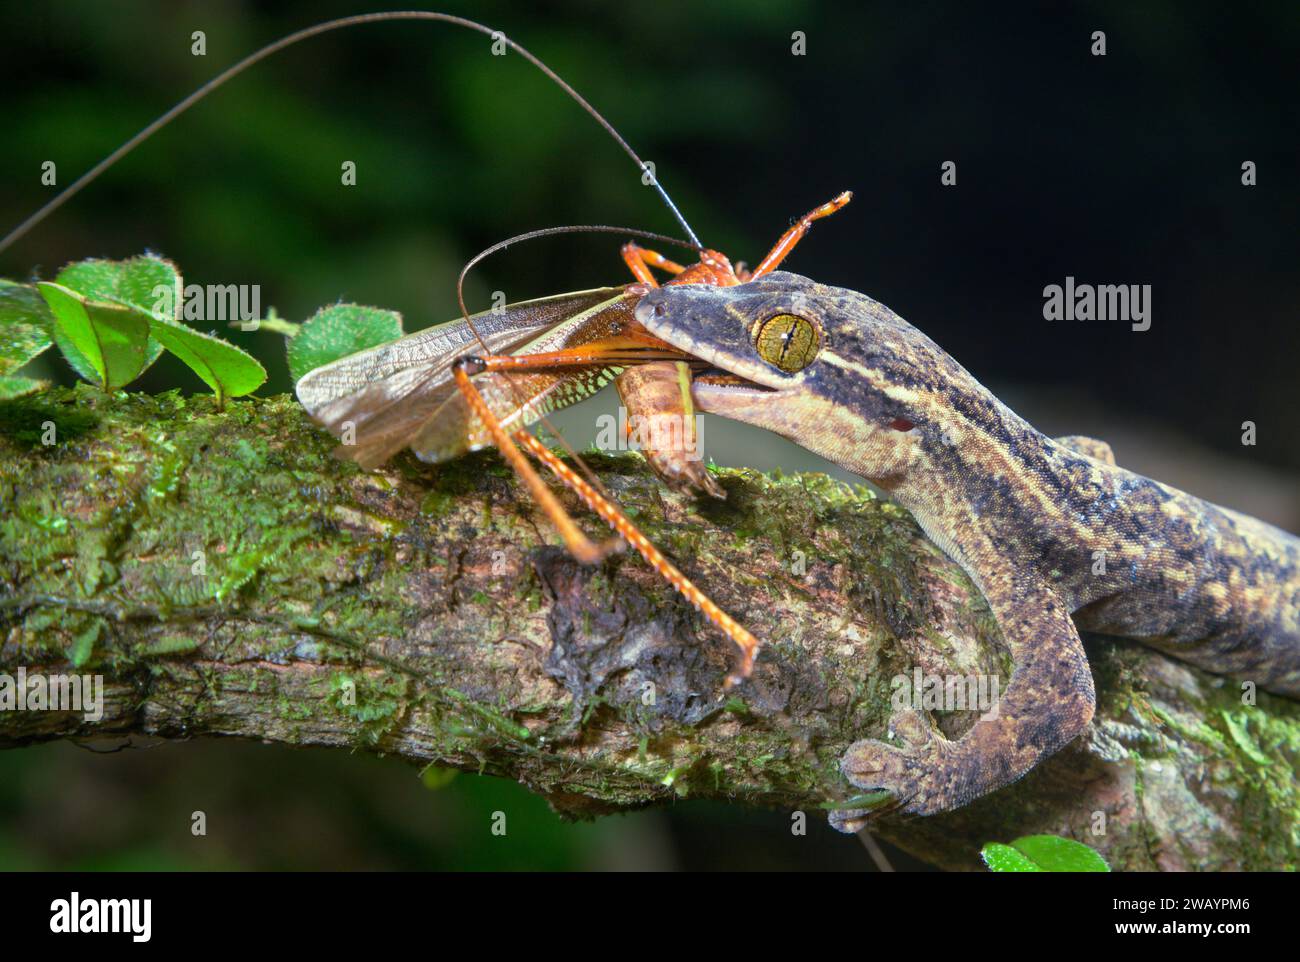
[1,385,1296,870]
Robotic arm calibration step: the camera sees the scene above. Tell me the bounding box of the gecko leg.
[830,571,1095,828]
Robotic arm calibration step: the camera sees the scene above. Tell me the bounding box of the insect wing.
[295,286,625,411]
[408,292,642,463]
[294,287,632,468]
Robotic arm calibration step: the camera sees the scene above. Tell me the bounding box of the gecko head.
[634,271,993,484]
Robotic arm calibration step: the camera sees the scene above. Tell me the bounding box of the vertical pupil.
[754,317,811,374]
[756,314,816,372]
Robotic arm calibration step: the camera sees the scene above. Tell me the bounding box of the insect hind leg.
[452,353,763,682]
[452,359,619,564]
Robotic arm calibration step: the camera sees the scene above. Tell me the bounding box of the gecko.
[630,271,1300,828]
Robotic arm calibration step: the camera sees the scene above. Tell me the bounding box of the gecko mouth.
[633,293,791,405]
[693,369,772,390]
[689,368,780,413]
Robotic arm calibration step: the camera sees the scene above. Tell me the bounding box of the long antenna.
[0,10,703,254]
[454,224,696,323]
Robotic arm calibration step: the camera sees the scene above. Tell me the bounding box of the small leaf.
[50,254,266,403]
[37,282,151,390]
[56,254,181,316]
[983,834,1110,872]
[0,283,54,375]
[118,255,184,319]
[54,259,128,301]
[56,254,178,372]
[288,304,404,382]
[981,843,1042,872]
[146,315,266,406]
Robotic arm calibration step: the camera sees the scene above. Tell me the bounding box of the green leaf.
[288,304,404,383]
[56,254,181,315]
[982,834,1110,872]
[49,254,266,403]
[146,315,266,406]
[980,843,1042,872]
[0,283,54,375]
[56,254,179,372]
[37,282,152,390]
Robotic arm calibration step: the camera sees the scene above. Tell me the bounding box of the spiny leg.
[453,362,621,564]
[747,190,853,280]
[618,243,731,498]
[516,429,759,683]
[616,361,725,499]
[453,349,760,681]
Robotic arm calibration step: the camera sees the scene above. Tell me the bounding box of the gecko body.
[632,272,1300,824]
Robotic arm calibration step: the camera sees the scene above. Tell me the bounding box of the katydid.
[2,11,852,685]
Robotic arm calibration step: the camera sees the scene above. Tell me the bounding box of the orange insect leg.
[453,364,620,565]
[452,351,761,682]
[517,430,759,684]
[621,242,687,287]
[748,190,853,280]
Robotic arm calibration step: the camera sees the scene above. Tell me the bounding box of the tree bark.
[1,386,1296,870]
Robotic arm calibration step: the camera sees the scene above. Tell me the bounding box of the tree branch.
[1,386,1296,870]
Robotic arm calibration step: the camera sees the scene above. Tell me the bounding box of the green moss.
[327,671,410,745]
[5,387,1289,869]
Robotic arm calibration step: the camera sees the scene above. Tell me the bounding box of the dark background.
[0,0,1295,869]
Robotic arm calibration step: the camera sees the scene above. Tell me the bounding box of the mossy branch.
[1,386,1296,870]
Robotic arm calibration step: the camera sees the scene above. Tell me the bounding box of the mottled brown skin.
[634,272,1300,825]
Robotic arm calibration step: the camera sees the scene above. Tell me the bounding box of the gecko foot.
[831,706,956,827]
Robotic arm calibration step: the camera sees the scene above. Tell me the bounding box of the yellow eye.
[754,314,818,373]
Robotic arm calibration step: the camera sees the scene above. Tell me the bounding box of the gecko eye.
[754,314,819,373]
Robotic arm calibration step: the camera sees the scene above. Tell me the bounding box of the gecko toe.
[839,740,928,814]
[887,706,934,748]
[840,708,949,816]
